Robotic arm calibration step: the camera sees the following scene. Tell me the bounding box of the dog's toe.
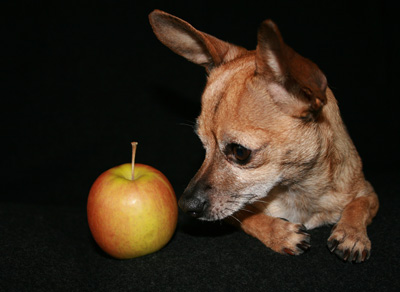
[289,224,312,255]
[283,248,295,255]
[327,239,339,252]
[361,249,371,262]
[327,223,371,263]
[269,219,312,256]
[297,240,311,252]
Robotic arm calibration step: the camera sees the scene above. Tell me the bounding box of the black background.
[3,0,398,207]
[1,1,399,291]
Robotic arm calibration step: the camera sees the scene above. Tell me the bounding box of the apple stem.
[131,142,138,180]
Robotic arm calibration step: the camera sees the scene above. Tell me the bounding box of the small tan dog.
[149,10,379,262]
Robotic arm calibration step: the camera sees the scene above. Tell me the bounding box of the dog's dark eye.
[228,144,252,164]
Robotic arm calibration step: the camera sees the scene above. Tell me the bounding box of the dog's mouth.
[180,176,281,221]
[179,192,248,221]
[195,193,260,222]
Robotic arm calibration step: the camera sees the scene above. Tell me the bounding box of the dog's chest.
[262,190,340,228]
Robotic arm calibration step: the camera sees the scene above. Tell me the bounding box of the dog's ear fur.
[149,10,247,72]
[255,20,327,120]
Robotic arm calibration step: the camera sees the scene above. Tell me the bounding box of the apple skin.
[87,163,178,259]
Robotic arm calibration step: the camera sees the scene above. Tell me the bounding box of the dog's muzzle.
[179,183,210,218]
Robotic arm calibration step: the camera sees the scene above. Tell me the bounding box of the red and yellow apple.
[87,158,178,259]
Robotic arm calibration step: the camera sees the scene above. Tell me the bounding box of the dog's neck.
[316,88,365,193]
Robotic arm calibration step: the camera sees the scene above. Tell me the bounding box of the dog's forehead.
[196,54,282,145]
[198,55,253,123]
[197,59,280,149]
[202,59,253,116]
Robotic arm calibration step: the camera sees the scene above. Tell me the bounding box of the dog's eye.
[228,144,252,163]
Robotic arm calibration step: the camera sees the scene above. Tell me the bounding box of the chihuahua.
[149,10,379,262]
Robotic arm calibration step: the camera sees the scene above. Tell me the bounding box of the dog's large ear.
[149,10,247,72]
[255,20,327,120]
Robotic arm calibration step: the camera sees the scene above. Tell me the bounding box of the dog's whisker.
[240,208,255,214]
[178,122,196,129]
[224,207,237,213]
[228,214,242,224]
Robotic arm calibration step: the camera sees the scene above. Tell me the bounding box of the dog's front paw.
[327,223,371,263]
[269,218,311,256]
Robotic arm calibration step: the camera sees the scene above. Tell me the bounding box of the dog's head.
[149,10,329,221]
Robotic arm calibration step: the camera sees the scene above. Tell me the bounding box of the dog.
[149,10,379,263]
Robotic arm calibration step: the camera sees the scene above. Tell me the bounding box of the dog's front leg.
[229,208,311,256]
[327,184,379,262]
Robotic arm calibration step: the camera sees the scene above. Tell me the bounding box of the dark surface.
[1,1,399,291]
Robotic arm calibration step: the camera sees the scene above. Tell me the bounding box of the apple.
[87,142,178,259]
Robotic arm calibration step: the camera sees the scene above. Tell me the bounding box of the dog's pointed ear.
[255,20,327,120]
[149,10,247,72]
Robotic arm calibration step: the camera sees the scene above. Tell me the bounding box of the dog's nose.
[179,196,208,218]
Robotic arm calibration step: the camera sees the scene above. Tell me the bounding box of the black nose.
[179,195,208,218]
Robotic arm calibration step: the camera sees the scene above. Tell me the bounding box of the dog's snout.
[179,183,210,218]
[179,197,208,218]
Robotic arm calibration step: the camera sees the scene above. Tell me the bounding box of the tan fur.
[149,10,379,262]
